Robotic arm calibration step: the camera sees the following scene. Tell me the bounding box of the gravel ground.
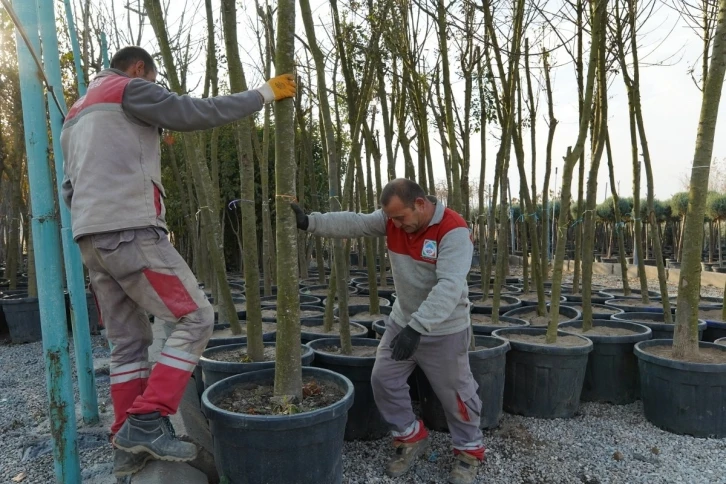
[0,270,724,484]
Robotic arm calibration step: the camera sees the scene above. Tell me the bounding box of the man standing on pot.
[291,178,483,484]
[61,46,296,477]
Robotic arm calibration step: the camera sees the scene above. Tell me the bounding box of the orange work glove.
[257,74,296,103]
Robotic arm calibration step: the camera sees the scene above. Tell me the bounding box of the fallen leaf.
[12,472,26,482]
[613,451,624,461]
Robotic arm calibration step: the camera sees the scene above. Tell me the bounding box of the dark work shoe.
[113,448,152,477]
[113,412,198,462]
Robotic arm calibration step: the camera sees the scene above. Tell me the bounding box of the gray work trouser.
[371,317,484,451]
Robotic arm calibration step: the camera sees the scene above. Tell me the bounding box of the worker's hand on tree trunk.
[390,325,421,361]
[291,203,309,230]
[257,74,297,103]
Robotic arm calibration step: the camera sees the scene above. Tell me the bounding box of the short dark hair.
[380,178,426,208]
[111,46,157,74]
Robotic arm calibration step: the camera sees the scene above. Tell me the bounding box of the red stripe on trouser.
[454,447,486,461]
[126,363,192,416]
[110,378,148,434]
[154,185,162,216]
[456,394,471,422]
[142,269,198,319]
[395,420,429,444]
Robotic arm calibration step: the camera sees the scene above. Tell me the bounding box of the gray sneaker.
[385,437,429,478]
[113,412,198,462]
[113,448,152,477]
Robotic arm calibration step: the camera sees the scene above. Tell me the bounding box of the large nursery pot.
[418,335,510,431]
[562,289,614,305]
[307,337,387,440]
[516,294,568,308]
[262,294,322,307]
[193,323,278,399]
[559,320,652,404]
[502,305,580,326]
[299,285,357,305]
[261,305,325,323]
[298,318,368,344]
[604,298,673,314]
[611,312,707,340]
[635,340,726,438]
[469,295,522,315]
[492,327,593,418]
[562,303,624,320]
[598,288,661,300]
[201,367,354,484]
[705,321,726,343]
[2,295,41,344]
[469,310,529,336]
[199,342,315,390]
[333,305,392,338]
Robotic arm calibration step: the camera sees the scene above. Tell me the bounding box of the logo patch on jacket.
[422,239,438,260]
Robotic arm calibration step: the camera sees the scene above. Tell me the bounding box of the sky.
[90,0,726,204]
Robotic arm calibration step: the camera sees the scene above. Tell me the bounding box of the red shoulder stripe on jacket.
[387,208,471,264]
[65,75,133,123]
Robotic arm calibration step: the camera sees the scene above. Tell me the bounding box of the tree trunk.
[606,132,631,295]
[272,0,302,400]
[220,0,264,356]
[674,0,726,360]
[549,0,603,343]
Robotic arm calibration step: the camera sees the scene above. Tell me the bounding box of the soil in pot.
[471,314,525,327]
[210,322,278,340]
[315,345,378,357]
[564,326,640,336]
[209,345,278,363]
[641,345,726,364]
[699,309,725,321]
[562,303,622,319]
[218,376,343,415]
[505,333,589,347]
[506,308,572,326]
[324,296,390,307]
[606,299,667,311]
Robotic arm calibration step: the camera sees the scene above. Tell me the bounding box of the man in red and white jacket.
[292,178,483,484]
[61,46,295,477]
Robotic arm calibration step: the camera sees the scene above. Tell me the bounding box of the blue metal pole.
[37,0,99,426]
[12,1,81,482]
[101,31,110,69]
[63,0,86,96]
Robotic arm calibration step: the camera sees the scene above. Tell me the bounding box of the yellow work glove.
[256,74,296,104]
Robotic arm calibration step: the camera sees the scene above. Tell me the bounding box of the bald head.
[380,178,426,209]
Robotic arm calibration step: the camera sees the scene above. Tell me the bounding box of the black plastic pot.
[202,367,354,484]
[611,312,707,340]
[193,324,278,399]
[635,339,726,438]
[598,288,661,300]
[669,296,723,310]
[261,305,326,323]
[469,295,522,315]
[704,321,726,343]
[470,311,529,336]
[333,305,392,338]
[604,299,673,314]
[354,283,396,302]
[297,318,369,344]
[199,342,314,390]
[562,303,624,320]
[64,292,101,334]
[307,338,387,440]
[502,305,581,326]
[563,291,614,305]
[260,294,322,307]
[299,285,358,305]
[716,337,726,346]
[418,335,510,431]
[516,294,568,308]
[3,297,41,344]
[559,320,652,404]
[372,319,386,338]
[492,327,593,418]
